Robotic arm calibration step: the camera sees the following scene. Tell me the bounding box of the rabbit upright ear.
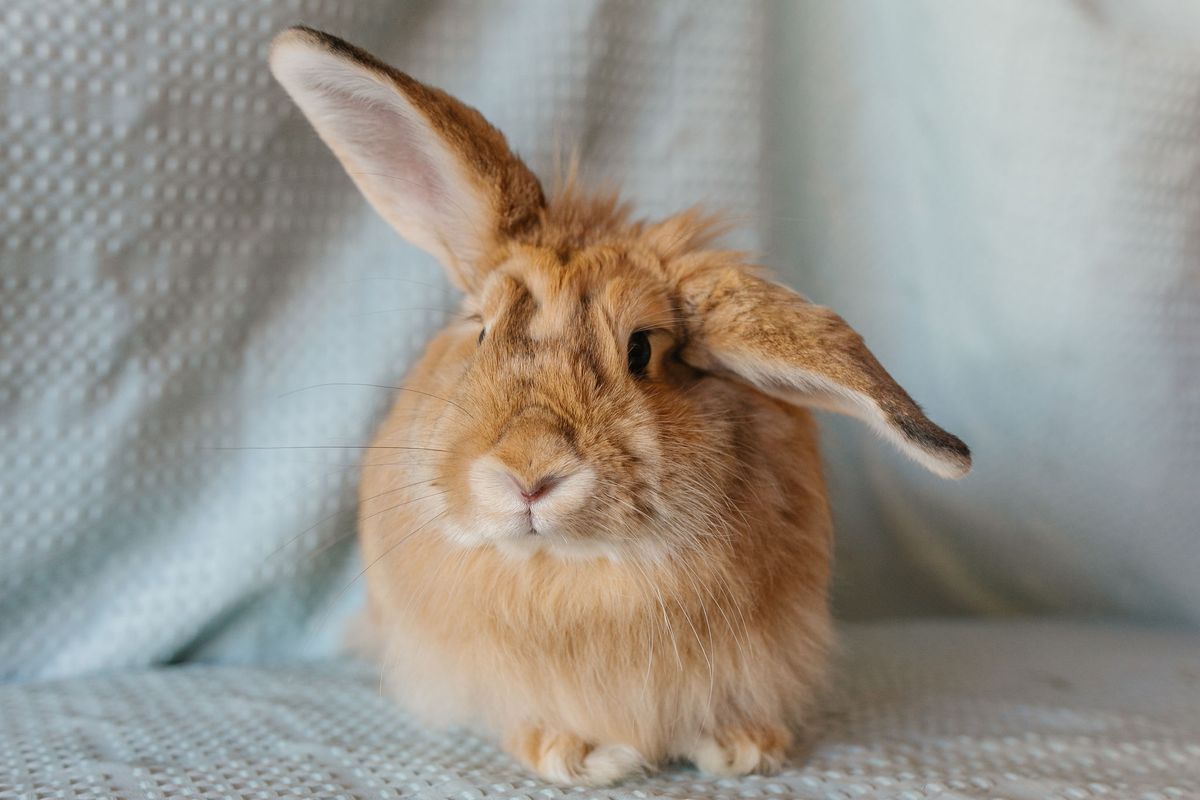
[269,27,544,291]
[680,266,972,479]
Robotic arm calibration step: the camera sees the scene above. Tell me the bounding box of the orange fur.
[353,205,834,784]
[270,27,969,786]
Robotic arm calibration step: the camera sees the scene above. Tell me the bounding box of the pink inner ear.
[274,52,493,272]
[320,90,446,216]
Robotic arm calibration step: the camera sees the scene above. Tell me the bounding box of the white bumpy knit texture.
[2,622,1199,799]
[0,0,764,679]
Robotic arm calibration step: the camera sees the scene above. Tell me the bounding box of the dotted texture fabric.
[3,621,1199,800]
[0,0,765,679]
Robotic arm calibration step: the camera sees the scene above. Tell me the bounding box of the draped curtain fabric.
[767,0,1200,623]
[1,0,1198,681]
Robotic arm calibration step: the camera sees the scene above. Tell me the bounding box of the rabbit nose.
[508,473,558,505]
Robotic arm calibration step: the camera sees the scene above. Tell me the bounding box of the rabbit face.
[429,242,734,560]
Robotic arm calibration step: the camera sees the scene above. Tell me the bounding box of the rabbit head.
[269,27,970,562]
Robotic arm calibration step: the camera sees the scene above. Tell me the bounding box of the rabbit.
[270,26,971,787]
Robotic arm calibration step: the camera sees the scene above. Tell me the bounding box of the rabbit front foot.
[508,726,647,786]
[687,722,792,777]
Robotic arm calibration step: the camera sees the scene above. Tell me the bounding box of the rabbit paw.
[688,723,791,777]
[509,726,646,786]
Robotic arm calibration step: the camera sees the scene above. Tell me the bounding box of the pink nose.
[509,474,557,505]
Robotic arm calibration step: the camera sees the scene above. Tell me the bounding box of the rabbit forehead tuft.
[479,244,679,341]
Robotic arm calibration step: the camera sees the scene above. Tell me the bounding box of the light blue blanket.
[3,0,1199,683]
[0,0,767,678]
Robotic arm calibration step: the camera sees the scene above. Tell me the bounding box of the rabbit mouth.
[500,505,572,542]
[442,483,659,561]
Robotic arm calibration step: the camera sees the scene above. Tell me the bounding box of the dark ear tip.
[270,25,323,52]
[270,26,364,61]
[922,440,971,479]
[269,26,404,89]
[945,432,971,462]
[268,27,328,73]
[924,435,972,479]
[943,436,973,478]
[893,413,972,478]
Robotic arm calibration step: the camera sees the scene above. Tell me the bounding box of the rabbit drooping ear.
[680,266,972,479]
[269,27,544,291]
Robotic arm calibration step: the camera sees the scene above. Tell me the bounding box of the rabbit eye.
[478,328,486,345]
[627,330,651,377]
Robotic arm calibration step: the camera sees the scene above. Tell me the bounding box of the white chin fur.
[439,515,649,563]
[496,533,629,562]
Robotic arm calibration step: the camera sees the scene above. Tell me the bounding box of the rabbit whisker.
[209,444,452,453]
[276,382,478,421]
[314,508,449,635]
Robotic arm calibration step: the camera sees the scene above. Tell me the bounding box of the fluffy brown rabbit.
[270,27,971,786]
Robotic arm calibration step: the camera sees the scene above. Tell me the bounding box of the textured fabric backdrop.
[2,0,1199,682]
[0,0,765,679]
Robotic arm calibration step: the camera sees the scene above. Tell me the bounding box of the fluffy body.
[356,206,833,781]
[270,26,969,786]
